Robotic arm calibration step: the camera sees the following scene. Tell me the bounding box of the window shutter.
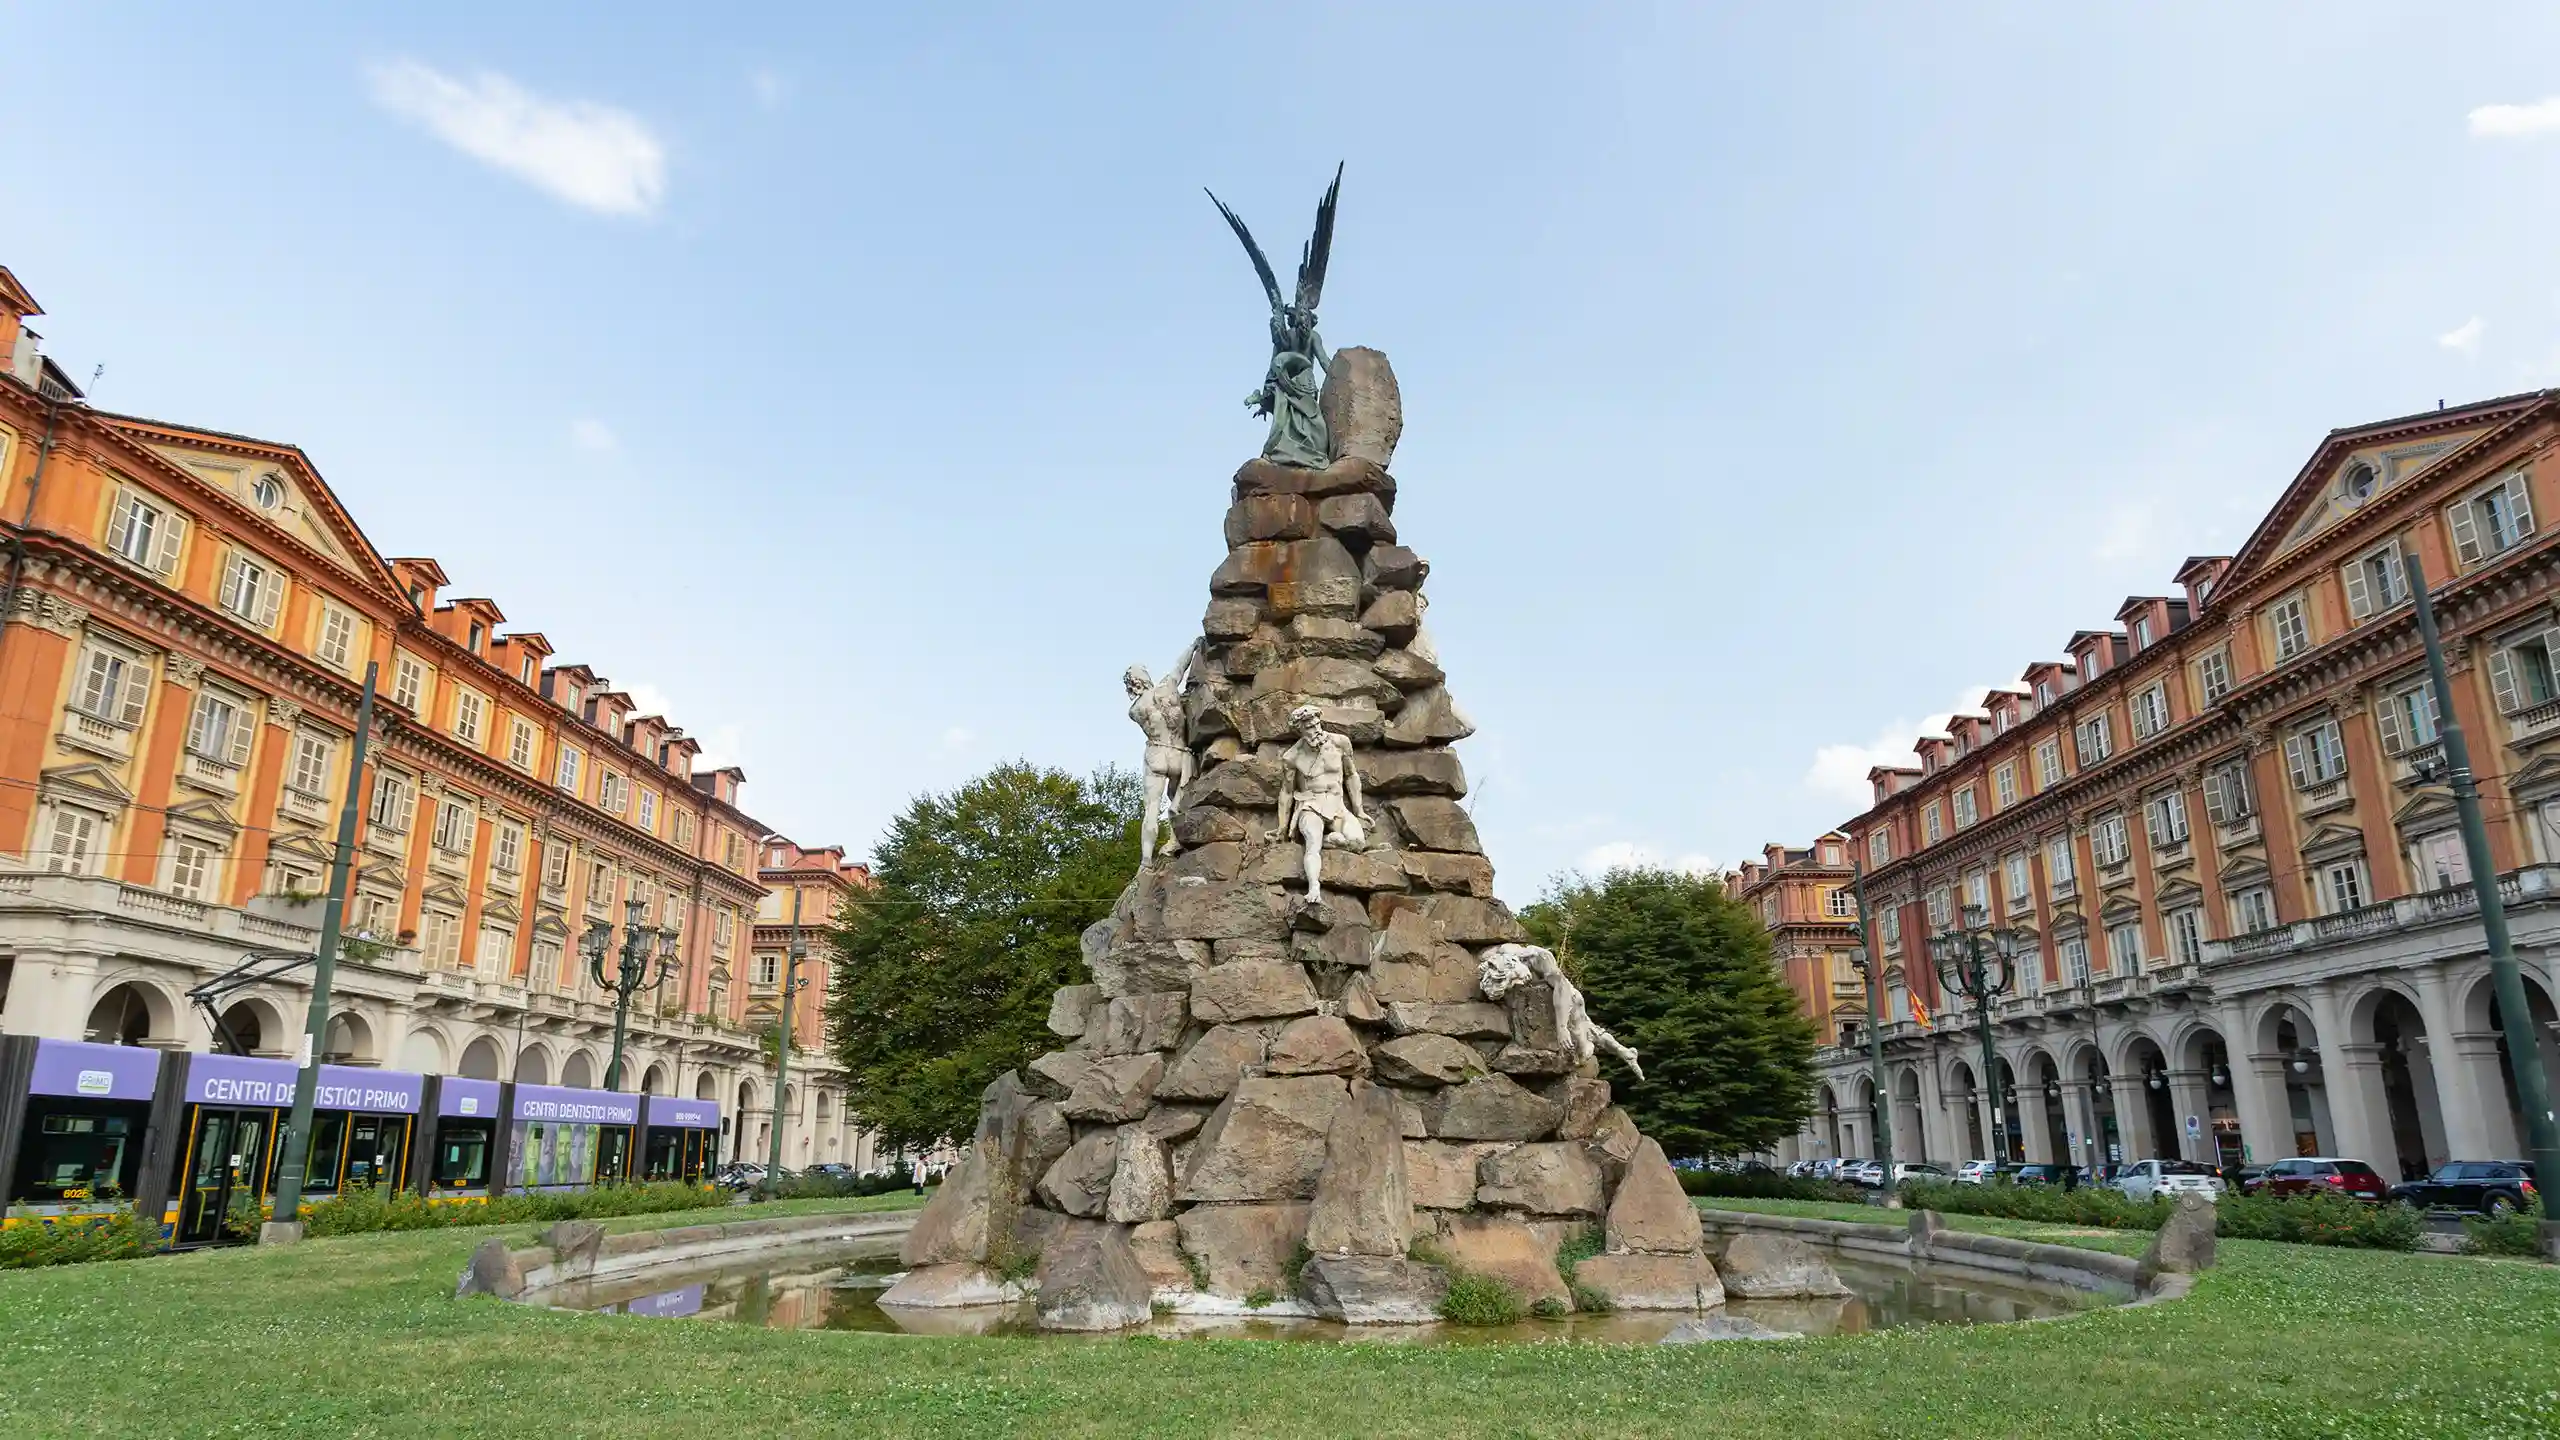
[2490,645,2521,712]
[2449,499,2484,564]
[2285,732,2310,788]
[106,490,138,556]
[2380,546,2405,605]
[187,695,213,755]
[77,652,115,718]
[219,554,245,613]
[2342,558,2371,619]
[2375,693,2406,755]
[2508,473,2536,540]
[2202,768,2231,825]
[397,783,415,834]
[227,705,254,766]
[153,512,186,576]
[255,571,282,629]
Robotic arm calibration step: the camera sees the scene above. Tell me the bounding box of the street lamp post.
[581,897,680,1094]
[761,888,812,1200]
[1929,903,2030,1163]
[1845,863,1894,1187]
[2408,554,2560,1257]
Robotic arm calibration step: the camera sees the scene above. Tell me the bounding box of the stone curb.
[461,1208,920,1303]
[1693,1207,2152,1300]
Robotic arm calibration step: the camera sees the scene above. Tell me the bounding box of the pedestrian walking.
[910,1154,927,1195]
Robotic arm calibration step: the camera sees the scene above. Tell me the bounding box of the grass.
[0,1191,2555,1438]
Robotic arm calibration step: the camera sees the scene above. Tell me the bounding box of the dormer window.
[2035,679,2054,708]
[468,622,485,653]
[2132,615,2153,650]
[2079,651,2098,682]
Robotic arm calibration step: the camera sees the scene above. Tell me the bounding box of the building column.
[2451,1033,2523,1157]
[2329,1044,2401,1169]
[1,947,100,1040]
[2166,1069,2213,1163]
[2110,1074,2155,1161]
[1917,1045,1955,1164]
[2308,984,2392,1166]
[2020,1078,2056,1164]
[2414,968,2494,1162]
[2232,1053,2294,1166]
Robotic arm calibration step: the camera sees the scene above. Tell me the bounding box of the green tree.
[1521,867,1815,1158]
[824,762,1139,1150]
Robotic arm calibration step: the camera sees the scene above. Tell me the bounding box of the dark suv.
[2389,1161,2539,1216]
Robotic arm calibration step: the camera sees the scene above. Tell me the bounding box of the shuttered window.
[2285,718,2348,788]
[2129,683,2170,740]
[2268,595,2311,661]
[2091,812,2130,868]
[71,643,152,727]
[368,771,416,832]
[2195,648,2233,704]
[289,732,333,795]
[2202,759,2256,824]
[44,805,102,875]
[2374,680,2440,755]
[2145,789,2190,848]
[2487,630,2560,714]
[104,486,187,576]
[2342,541,2408,620]
[2449,472,2536,567]
[218,551,284,629]
[185,691,255,767]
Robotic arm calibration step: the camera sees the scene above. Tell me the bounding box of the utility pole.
[760,887,808,1199]
[1846,863,1894,1188]
[263,662,378,1245]
[2409,554,2560,1256]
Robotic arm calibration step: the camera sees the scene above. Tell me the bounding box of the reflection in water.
[571,1246,2090,1344]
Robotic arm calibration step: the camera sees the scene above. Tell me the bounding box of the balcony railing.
[277,786,329,823]
[180,751,241,792]
[2214,815,2262,848]
[2509,697,2560,742]
[2203,865,2559,963]
[60,710,136,759]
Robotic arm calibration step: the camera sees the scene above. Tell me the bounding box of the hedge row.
[1676,1170,1869,1204]
[2,1182,726,1268]
[1894,1180,2425,1250]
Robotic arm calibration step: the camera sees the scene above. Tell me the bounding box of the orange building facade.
[0,265,875,1168]
[1726,837,1865,1046]
[1789,392,2560,1179]
[747,837,878,1172]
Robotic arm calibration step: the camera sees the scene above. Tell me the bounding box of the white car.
[1954,1159,2000,1185]
[2115,1158,2226,1202]
[1891,1162,1948,1186]
[1839,1160,1884,1187]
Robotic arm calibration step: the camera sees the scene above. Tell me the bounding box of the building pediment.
[532,913,570,939]
[2155,878,2205,907]
[40,762,133,810]
[161,796,240,837]
[2391,789,2460,835]
[2220,852,2273,885]
[2099,894,2145,924]
[270,832,333,863]
[2299,822,2366,863]
[481,895,520,925]
[2508,752,2560,802]
[422,878,469,908]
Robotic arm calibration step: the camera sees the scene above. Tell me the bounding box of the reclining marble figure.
[1477,942,1644,1081]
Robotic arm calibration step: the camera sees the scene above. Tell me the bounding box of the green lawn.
[0,1191,2554,1439]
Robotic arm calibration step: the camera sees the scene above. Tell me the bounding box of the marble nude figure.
[1477,942,1645,1081]
[1123,645,1197,865]
[1268,703,1367,905]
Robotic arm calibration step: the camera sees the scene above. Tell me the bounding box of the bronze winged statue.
[1207,163,1341,468]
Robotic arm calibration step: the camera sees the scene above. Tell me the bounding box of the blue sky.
[12,4,2560,899]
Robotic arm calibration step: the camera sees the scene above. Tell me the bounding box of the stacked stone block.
[885,350,1716,1325]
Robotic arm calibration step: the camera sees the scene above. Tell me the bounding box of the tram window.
[433,1120,492,1190]
[10,1103,143,1204]
[288,1113,349,1195]
[598,1128,633,1183]
[342,1117,402,1191]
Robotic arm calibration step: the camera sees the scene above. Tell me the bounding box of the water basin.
[555,1239,2093,1343]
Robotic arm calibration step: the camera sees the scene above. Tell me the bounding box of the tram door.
[179,1108,272,1246]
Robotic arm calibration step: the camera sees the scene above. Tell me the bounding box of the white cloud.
[749,68,789,112]
[622,681,678,721]
[938,727,975,752]
[2469,97,2560,138]
[1577,841,1718,877]
[367,60,667,216]
[1801,685,2006,814]
[2438,316,2485,356]
[569,417,617,452]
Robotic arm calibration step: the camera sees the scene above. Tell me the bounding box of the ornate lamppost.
[581,896,681,1092]
[1844,863,1893,1184]
[1928,903,2031,1162]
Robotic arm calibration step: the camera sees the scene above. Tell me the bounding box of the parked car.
[1890,1162,1948,1186]
[804,1163,857,1181]
[2002,1163,2077,1186]
[1786,1160,1816,1179]
[1840,1160,1886,1187]
[1808,1158,1840,1181]
[2228,1164,2268,1194]
[2254,1157,2391,1202]
[1954,1159,1999,1185]
[2115,1158,2226,1202]
[2390,1161,2539,1216]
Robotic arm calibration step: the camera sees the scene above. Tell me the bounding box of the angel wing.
[1295,162,1343,315]
[1206,189,1284,314]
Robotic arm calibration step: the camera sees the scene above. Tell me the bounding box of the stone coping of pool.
[470,1209,922,1304]
[1694,1207,2191,1307]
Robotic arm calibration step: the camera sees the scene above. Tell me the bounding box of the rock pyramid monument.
[882,173,1716,1330]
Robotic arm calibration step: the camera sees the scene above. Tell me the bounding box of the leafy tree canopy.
[1520,867,1815,1159]
[824,762,1139,1150]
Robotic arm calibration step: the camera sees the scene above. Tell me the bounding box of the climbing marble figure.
[1477,942,1645,1081]
[1268,703,1367,906]
[1124,646,1197,865]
